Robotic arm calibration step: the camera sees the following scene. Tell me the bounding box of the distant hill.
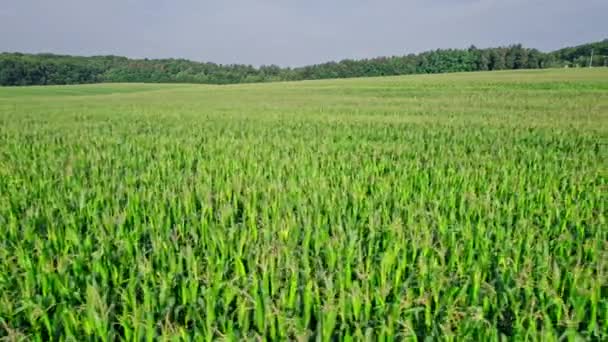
[551,39,608,67]
[1,40,605,86]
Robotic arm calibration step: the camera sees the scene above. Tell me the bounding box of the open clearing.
[0,69,607,340]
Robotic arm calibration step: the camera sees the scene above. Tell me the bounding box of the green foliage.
[0,69,607,340]
[3,40,605,86]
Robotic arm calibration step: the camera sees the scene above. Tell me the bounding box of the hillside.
[1,40,605,86]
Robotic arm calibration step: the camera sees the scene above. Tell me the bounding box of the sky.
[1,0,606,67]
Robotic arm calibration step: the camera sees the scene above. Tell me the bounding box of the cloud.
[0,0,606,66]
[0,8,15,17]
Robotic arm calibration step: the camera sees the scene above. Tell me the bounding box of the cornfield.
[0,69,606,340]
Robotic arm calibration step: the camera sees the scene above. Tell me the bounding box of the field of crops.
[0,69,606,340]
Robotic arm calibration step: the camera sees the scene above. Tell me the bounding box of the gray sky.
[1,0,606,67]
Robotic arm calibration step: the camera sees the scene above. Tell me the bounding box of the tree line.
[1,40,606,86]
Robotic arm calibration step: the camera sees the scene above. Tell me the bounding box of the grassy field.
[0,69,606,341]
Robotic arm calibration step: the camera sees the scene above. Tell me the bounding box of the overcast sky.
[1,0,606,66]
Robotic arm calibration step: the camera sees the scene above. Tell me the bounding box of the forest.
[1,40,606,86]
